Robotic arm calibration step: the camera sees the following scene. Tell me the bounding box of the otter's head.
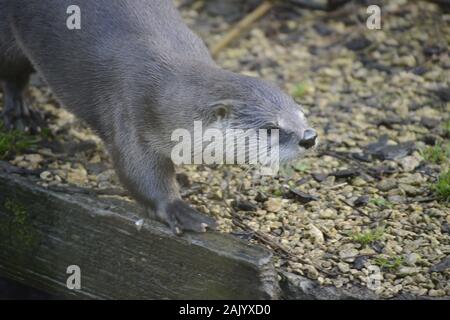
[158,65,317,166]
[201,73,318,163]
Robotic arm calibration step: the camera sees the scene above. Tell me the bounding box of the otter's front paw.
[154,200,218,235]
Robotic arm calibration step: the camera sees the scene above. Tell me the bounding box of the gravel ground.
[1,0,449,299]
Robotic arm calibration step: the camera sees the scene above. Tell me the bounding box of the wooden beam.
[0,162,279,299]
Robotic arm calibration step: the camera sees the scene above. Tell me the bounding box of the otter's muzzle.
[299,129,317,149]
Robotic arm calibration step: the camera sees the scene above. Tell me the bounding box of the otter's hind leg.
[1,71,43,133]
[0,24,42,133]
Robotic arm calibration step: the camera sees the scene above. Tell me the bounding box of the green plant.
[369,198,393,208]
[420,143,450,164]
[293,162,310,173]
[0,123,39,159]
[374,256,404,270]
[350,228,384,246]
[442,119,450,138]
[291,81,310,99]
[433,169,450,202]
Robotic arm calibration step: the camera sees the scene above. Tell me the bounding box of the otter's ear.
[208,99,236,121]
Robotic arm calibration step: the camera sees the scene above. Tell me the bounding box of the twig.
[211,1,274,58]
[222,185,335,276]
[338,198,370,218]
[327,182,348,190]
[180,184,203,198]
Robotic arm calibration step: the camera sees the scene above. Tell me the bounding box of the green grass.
[369,198,393,209]
[291,81,310,99]
[443,120,450,138]
[350,228,384,246]
[0,123,39,160]
[420,143,450,164]
[293,162,310,173]
[433,169,450,202]
[374,256,404,270]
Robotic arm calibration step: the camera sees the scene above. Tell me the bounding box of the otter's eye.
[263,125,279,134]
[263,126,292,145]
[215,106,229,120]
[208,100,236,122]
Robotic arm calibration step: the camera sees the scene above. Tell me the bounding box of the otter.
[0,0,317,234]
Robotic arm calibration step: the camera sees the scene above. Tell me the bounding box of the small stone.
[25,153,44,166]
[212,189,223,200]
[337,262,350,273]
[97,169,116,183]
[353,256,368,270]
[359,248,376,255]
[255,191,268,203]
[398,267,419,276]
[354,195,370,207]
[405,253,420,266]
[339,247,359,262]
[319,208,337,219]
[304,265,319,279]
[398,173,425,186]
[399,184,421,197]
[399,155,421,172]
[428,289,445,297]
[67,166,88,185]
[40,171,52,181]
[264,198,283,212]
[352,177,367,187]
[308,224,324,244]
[387,195,405,204]
[395,55,416,67]
[430,256,450,272]
[312,173,328,182]
[377,179,397,192]
[233,200,257,212]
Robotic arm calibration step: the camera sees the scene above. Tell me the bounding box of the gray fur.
[0,0,314,233]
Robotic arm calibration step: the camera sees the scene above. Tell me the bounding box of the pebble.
[405,253,420,266]
[40,171,53,181]
[399,155,421,172]
[377,179,397,192]
[308,224,325,244]
[339,247,359,262]
[264,198,283,212]
[398,267,420,276]
[319,208,337,219]
[337,262,350,273]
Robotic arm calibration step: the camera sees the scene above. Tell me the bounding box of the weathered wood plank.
[0,162,279,299]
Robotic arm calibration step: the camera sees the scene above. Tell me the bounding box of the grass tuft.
[350,228,384,246]
[369,198,393,209]
[420,143,450,164]
[0,123,39,160]
[374,256,404,270]
[433,169,450,202]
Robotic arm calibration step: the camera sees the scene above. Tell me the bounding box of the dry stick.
[221,181,335,276]
[219,171,337,276]
[211,1,274,58]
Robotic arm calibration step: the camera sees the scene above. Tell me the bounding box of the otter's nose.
[299,129,317,149]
